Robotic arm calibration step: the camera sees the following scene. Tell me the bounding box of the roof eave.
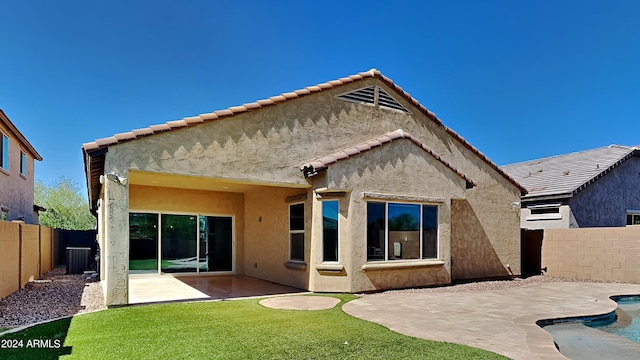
[0,109,43,161]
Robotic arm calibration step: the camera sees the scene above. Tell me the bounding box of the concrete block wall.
[542,226,640,282]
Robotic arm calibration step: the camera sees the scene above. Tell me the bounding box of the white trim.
[321,200,340,263]
[362,260,445,271]
[288,202,305,262]
[366,200,440,262]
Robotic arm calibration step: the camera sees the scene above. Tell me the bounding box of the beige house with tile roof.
[0,109,43,224]
[83,69,525,306]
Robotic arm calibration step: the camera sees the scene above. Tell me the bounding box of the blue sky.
[1,1,639,195]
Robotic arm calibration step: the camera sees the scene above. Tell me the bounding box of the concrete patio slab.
[343,282,640,360]
[129,275,304,304]
[259,296,340,310]
[129,276,209,304]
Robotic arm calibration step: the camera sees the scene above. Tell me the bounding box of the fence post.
[18,223,22,289]
[38,225,42,278]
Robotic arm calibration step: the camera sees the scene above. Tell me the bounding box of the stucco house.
[0,109,43,224]
[83,69,526,306]
[503,145,640,229]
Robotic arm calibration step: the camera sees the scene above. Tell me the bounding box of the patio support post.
[103,170,130,306]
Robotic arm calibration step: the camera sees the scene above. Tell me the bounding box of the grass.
[0,295,508,360]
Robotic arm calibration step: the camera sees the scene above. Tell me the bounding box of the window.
[1,134,8,171]
[627,212,640,225]
[367,202,438,261]
[289,203,305,261]
[322,201,339,262]
[20,151,26,176]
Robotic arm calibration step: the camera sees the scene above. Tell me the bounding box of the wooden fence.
[0,221,54,300]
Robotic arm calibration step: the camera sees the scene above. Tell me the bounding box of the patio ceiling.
[129,171,309,193]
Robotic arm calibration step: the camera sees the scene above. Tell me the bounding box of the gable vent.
[337,86,409,113]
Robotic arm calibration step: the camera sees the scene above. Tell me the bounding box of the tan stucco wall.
[129,184,245,274]
[0,121,37,224]
[310,140,467,292]
[0,221,19,299]
[99,77,521,301]
[542,226,640,282]
[244,187,311,290]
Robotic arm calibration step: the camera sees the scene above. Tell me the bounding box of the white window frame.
[627,210,640,226]
[366,201,439,262]
[321,200,339,263]
[289,202,305,262]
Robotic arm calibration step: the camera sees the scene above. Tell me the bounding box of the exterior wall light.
[105,172,128,186]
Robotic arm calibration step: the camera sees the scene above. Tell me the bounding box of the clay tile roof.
[301,129,477,188]
[243,102,262,110]
[229,105,248,114]
[214,109,233,117]
[261,98,278,106]
[184,116,205,124]
[132,128,154,136]
[114,132,136,141]
[82,68,526,208]
[167,119,188,129]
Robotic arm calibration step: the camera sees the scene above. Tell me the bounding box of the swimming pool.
[586,296,640,343]
[541,295,640,360]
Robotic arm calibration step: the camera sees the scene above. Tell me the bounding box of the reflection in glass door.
[129,213,158,274]
[161,214,198,273]
[129,212,233,274]
[199,216,233,272]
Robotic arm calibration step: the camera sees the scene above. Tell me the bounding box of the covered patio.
[128,274,305,304]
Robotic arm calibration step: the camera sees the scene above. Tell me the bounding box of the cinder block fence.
[0,221,54,299]
[542,226,640,283]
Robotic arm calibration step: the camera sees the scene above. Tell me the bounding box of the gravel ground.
[0,266,106,329]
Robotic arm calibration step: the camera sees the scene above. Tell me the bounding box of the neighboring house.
[82,69,526,306]
[0,109,43,224]
[503,145,640,230]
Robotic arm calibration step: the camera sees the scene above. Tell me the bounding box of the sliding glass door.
[199,216,233,272]
[161,214,198,273]
[129,213,158,274]
[129,212,233,274]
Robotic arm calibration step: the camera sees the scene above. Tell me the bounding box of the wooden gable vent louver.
[336,85,409,113]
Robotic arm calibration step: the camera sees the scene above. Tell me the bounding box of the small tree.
[35,177,96,230]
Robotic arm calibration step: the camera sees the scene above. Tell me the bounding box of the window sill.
[315,263,345,275]
[284,261,307,271]
[362,260,445,271]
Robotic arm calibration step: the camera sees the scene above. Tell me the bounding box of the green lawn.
[0,295,508,360]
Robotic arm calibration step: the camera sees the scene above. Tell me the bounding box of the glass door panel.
[129,213,158,274]
[161,214,197,273]
[199,216,233,272]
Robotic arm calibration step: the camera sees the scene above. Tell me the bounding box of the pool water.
[585,296,640,343]
[541,295,640,360]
